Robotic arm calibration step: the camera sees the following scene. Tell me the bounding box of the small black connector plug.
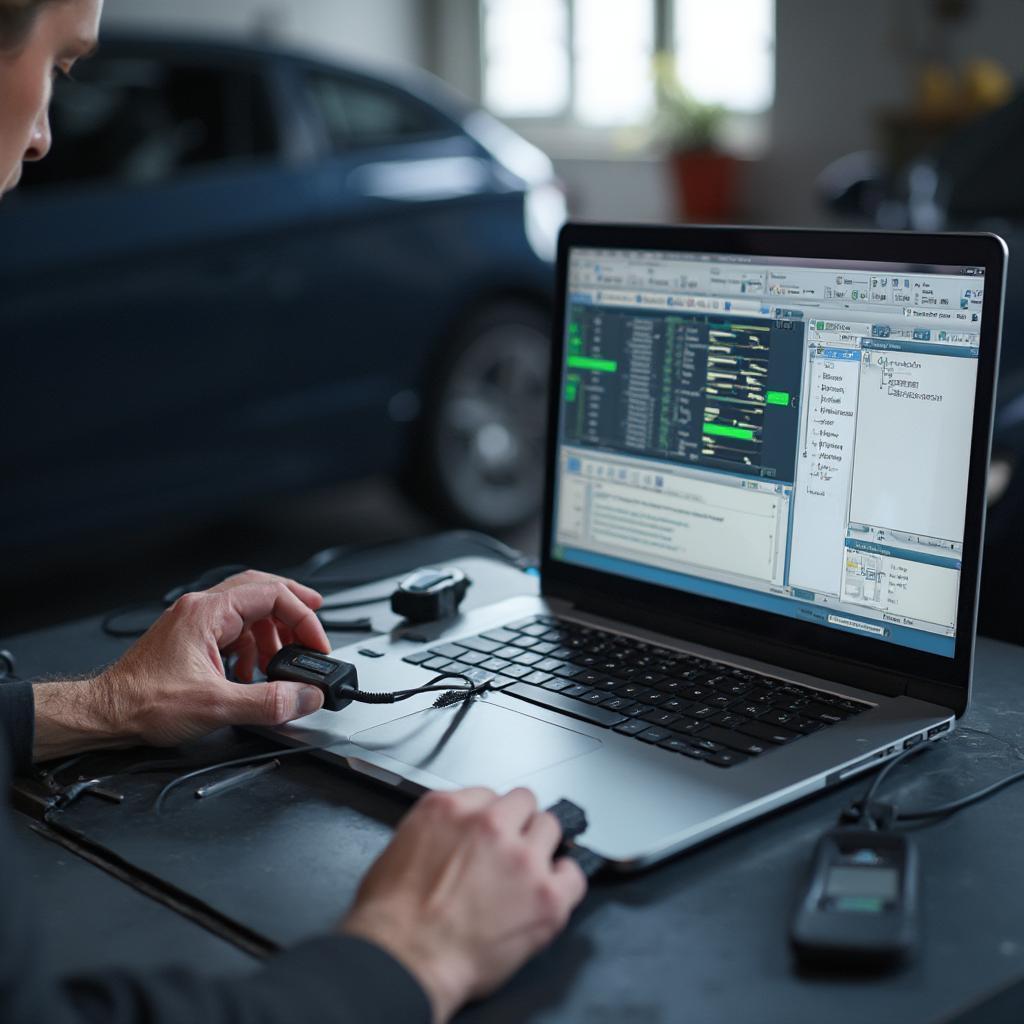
[546,798,588,842]
[545,799,605,879]
[266,645,359,712]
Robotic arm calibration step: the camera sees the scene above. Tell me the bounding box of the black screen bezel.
[541,224,1006,715]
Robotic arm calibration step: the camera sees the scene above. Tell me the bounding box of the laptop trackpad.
[350,700,601,788]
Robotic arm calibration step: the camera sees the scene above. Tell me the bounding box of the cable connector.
[49,777,124,812]
[546,798,606,879]
[840,797,897,831]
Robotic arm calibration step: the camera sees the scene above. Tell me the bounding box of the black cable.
[861,744,929,817]
[151,672,484,813]
[292,530,530,581]
[849,740,1024,831]
[447,530,533,570]
[295,575,389,591]
[293,544,354,576]
[101,529,528,641]
[316,592,394,611]
[896,766,1024,823]
[152,741,344,815]
[100,588,390,640]
[315,615,374,633]
[102,602,165,639]
[341,672,476,705]
[121,755,235,776]
[42,753,90,779]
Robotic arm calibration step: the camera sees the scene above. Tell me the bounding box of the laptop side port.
[927,721,952,739]
[832,749,888,783]
[903,734,924,750]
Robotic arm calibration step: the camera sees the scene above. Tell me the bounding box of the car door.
[1,47,313,545]
[266,63,500,474]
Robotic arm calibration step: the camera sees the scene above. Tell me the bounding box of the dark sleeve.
[0,733,431,1024]
[61,936,432,1024]
[0,681,34,775]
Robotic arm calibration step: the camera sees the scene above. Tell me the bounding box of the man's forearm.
[32,676,132,762]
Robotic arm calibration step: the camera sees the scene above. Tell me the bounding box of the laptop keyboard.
[402,615,872,768]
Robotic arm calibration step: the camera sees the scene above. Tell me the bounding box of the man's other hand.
[33,570,331,759]
[342,787,588,1024]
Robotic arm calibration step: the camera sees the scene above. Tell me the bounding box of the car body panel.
[0,36,557,550]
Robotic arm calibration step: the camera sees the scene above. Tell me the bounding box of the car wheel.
[408,302,551,532]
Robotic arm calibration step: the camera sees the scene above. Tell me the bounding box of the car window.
[20,56,277,190]
[307,73,447,150]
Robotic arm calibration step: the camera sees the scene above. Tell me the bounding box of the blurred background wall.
[101,0,1024,226]
[4,0,1023,641]
[102,0,428,69]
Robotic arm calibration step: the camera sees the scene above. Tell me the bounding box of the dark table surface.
[7,539,1024,1023]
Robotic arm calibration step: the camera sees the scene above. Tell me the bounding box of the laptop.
[275,224,1006,870]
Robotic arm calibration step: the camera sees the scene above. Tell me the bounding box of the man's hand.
[33,570,332,760]
[342,787,588,1024]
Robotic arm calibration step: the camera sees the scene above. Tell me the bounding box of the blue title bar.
[845,539,961,569]
[818,348,861,360]
[862,338,979,359]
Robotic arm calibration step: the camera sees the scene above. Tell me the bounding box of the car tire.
[406,301,551,533]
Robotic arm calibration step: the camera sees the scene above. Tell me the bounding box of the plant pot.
[669,149,739,222]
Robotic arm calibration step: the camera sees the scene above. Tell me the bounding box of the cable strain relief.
[433,689,475,709]
[346,689,396,704]
[838,800,865,825]
[865,799,897,831]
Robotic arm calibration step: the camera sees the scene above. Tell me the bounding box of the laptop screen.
[551,246,989,658]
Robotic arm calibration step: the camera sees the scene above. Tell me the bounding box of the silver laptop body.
[274,225,1006,871]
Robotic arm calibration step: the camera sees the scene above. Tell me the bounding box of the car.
[0,34,566,556]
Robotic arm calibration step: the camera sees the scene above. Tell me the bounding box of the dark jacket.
[0,681,431,1023]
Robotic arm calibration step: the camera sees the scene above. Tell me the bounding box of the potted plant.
[653,53,738,222]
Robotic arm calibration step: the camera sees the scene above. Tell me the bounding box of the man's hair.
[0,0,56,53]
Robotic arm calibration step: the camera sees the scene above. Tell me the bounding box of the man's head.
[0,0,101,196]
